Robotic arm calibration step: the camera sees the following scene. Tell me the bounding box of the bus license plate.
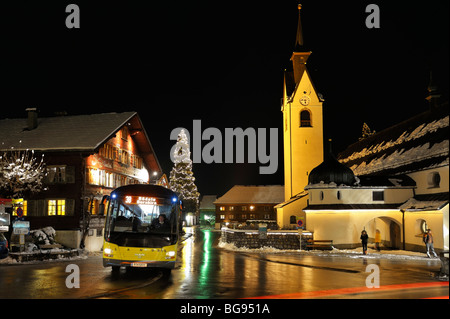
[131,263,147,268]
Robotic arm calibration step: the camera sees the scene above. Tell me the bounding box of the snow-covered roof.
[399,192,449,211]
[0,111,162,173]
[0,112,137,152]
[214,185,285,205]
[338,103,449,176]
[199,195,217,210]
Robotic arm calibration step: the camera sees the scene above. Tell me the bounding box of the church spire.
[294,4,304,52]
[290,3,311,84]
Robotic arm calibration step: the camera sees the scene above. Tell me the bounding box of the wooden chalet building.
[0,110,162,251]
[214,185,284,229]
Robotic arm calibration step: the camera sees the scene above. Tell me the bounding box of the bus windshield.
[106,196,177,235]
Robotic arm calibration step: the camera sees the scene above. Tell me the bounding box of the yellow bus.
[102,184,181,271]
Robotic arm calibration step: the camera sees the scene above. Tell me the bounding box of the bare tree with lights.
[0,150,47,198]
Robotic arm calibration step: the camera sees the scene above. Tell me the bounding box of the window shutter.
[66,199,75,216]
[65,166,75,183]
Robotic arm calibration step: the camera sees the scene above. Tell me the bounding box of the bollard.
[439,251,449,279]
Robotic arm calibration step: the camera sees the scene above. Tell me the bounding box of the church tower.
[277,4,324,228]
[282,4,324,200]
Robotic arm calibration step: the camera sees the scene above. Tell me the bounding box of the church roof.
[308,141,357,186]
[337,103,449,176]
[399,192,449,211]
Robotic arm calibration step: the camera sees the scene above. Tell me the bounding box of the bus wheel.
[161,268,172,277]
[111,266,120,273]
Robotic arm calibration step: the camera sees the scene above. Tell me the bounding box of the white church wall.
[305,210,403,248]
[408,166,449,195]
[308,187,414,205]
[404,209,446,251]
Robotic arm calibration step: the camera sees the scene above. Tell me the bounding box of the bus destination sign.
[124,196,159,205]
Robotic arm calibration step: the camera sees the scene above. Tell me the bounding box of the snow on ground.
[218,241,437,261]
[0,249,89,265]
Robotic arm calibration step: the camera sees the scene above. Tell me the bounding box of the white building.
[304,97,448,252]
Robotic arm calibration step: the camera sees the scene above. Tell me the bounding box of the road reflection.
[199,228,211,290]
[130,227,445,299]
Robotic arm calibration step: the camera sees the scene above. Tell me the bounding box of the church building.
[276,5,448,252]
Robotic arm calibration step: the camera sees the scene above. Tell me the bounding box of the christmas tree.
[359,122,376,141]
[169,129,200,219]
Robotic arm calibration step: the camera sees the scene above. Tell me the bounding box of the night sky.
[1,1,448,197]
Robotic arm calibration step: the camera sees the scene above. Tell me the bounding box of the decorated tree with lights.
[169,129,200,219]
[359,122,376,141]
[0,150,47,198]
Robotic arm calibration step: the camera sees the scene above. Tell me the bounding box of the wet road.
[0,227,447,299]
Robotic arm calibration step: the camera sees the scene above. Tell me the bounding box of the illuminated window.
[249,205,255,211]
[300,109,312,127]
[132,155,143,169]
[58,200,66,215]
[89,168,99,185]
[122,151,129,165]
[48,200,56,216]
[220,214,225,220]
[219,206,225,211]
[48,199,66,216]
[47,166,66,183]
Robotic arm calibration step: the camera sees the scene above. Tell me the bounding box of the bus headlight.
[166,251,176,257]
[104,248,114,257]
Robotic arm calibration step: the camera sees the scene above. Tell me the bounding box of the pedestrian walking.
[361,230,369,255]
[423,229,438,258]
[375,229,381,252]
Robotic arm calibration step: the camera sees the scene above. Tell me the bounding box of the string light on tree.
[0,149,47,198]
[169,129,200,217]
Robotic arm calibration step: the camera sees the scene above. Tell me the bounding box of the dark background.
[1,0,448,197]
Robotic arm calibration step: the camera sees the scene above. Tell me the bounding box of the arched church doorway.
[389,221,401,249]
[364,216,402,250]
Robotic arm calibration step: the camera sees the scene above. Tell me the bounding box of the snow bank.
[218,240,432,261]
[30,226,56,245]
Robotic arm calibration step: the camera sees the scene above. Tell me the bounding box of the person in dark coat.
[360,230,369,255]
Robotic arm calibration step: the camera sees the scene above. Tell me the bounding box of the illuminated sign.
[124,196,159,205]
